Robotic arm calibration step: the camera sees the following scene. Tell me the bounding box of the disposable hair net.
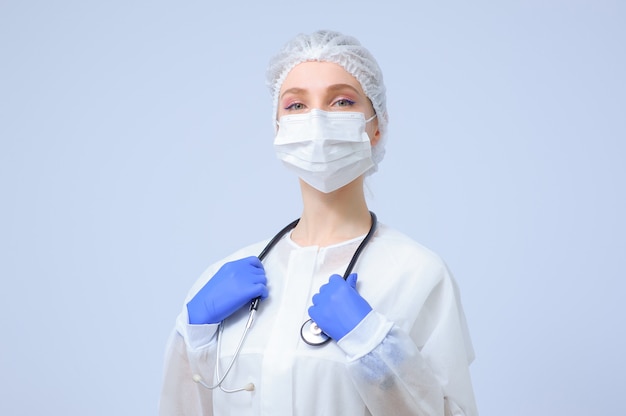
[266,30,388,175]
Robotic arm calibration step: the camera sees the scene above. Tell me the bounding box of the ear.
[368,121,381,147]
[371,127,381,147]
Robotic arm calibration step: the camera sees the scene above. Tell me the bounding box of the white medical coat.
[159,223,477,415]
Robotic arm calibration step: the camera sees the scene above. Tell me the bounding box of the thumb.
[347,273,358,289]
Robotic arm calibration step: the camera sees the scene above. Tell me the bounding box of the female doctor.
[159,30,478,415]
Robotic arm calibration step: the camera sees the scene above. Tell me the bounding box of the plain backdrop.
[1,1,624,415]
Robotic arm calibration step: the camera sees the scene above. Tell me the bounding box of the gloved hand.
[308,273,372,341]
[187,256,268,325]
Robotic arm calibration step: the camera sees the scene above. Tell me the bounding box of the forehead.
[280,61,366,95]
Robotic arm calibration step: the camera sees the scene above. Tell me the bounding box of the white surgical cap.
[266,30,388,175]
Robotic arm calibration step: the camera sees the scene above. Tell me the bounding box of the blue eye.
[335,99,355,107]
[285,102,306,111]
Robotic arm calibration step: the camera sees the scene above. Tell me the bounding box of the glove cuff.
[176,306,219,350]
[337,310,393,361]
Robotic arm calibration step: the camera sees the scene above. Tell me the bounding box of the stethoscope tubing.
[260,212,377,346]
[195,212,378,392]
[251,212,377,311]
[249,217,300,311]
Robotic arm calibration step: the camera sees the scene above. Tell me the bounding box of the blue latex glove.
[187,256,268,325]
[308,273,372,341]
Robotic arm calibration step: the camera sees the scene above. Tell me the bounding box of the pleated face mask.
[274,109,376,193]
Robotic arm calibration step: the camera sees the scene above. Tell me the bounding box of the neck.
[291,178,372,247]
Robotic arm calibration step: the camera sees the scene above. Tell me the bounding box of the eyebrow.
[281,87,307,99]
[326,83,362,95]
[280,83,363,99]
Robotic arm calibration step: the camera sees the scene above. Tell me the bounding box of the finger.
[347,273,358,289]
[243,256,264,270]
[328,274,343,284]
[317,278,336,293]
[311,292,321,305]
[256,284,269,300]
[244,282,268,300]
[321,274,343,292]
[244,272,267,285]
[308,304,325,323]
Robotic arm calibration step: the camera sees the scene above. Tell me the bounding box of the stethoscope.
[193,211,378,393]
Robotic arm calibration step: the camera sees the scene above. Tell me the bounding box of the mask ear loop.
[365,113,377,123]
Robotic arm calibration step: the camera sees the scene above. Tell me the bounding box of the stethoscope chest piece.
[300,318,331,346]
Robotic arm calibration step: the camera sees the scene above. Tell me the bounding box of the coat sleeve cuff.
[175,306,219,350]
[337,310,393,361]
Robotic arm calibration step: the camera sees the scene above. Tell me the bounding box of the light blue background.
[1,1,624,415]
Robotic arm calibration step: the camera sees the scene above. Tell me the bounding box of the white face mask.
[274,109,376,193]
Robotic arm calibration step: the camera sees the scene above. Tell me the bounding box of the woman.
[159,30,477,415]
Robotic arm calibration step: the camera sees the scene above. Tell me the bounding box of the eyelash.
[284,102,306,111]
[283,97,356,111]
[334,98,355,107]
